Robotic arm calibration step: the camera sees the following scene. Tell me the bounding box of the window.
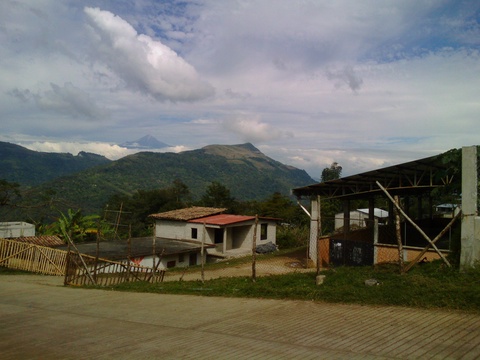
[191,228,198,239]
[167,260,176,268]
[178,254,185,263]
[260,223,268,240]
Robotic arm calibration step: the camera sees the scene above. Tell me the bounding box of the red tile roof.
[189,214,256,226]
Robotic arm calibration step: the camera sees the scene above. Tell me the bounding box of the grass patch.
[0,266,32,275]
[110,260,480,313]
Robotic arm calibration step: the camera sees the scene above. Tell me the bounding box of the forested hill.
[0,141,110,187]
[13,143,315,214]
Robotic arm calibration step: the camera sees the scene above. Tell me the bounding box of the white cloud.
[222,115,293,143]
[18,140,188,160]
[31,82,107,119]
[84,7,214,102]
[1,1,479,181]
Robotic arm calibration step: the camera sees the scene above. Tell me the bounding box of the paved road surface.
[1,275,479,359]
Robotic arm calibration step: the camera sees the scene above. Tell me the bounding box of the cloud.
[1,1,479,181]
[40,82,107,119]
[84,7,214,102]
[8,82,107,119]
[19,140,188,160]
[326,66,364,92]
[222,115,293,143]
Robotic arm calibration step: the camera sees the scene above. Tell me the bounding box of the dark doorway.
[214,229,224,244]
[189,253,197,266]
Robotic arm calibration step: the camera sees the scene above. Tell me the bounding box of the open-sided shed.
[293,146,478,270]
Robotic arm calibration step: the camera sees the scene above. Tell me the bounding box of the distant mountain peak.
[119,135,170,150]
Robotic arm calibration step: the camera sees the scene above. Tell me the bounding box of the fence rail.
[0,238,165,286]
[0,238,67,275]
[64,251,165,286]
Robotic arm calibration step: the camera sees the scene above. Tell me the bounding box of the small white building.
[435,204,460,217]
[150,207,278,258]
[335,208,389,230]
[0,222,35,238]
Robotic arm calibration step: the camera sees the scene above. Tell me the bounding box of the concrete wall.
[155,220,210,243]
[128,252,201,270]
[0,222,35,238]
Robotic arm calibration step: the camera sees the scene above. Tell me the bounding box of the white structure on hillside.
[0,222,35,238]
[335,208,389,230]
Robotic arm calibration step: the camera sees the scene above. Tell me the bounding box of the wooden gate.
[64,251,165,286]
[0,238,67,275]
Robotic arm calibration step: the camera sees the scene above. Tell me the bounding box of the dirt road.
[1,275,479,359]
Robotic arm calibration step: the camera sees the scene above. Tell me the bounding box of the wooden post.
[252,215,258,282]
[394,196,405,273]
[65,234,96,285]
[127,224,132,281]
[376,181,451,267]
[152,225,156,280]
[201,222,206,284]
[404,210,462,272]
[94,223,100,282]
[373,218,379,264]
[63,241,71,286]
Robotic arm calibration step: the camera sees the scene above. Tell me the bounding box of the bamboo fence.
[64,251,165,286]
[0,238,67,276]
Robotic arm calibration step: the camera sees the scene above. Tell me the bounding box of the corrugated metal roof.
[14,236,64,247]
[149,206,227,221]
[57,237,212,260]
[293,152,453,200]
[189,214,256,226]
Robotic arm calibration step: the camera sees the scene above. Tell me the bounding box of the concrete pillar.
[222,229,227,254]
[309,196,320,265]
[461,146,479,269]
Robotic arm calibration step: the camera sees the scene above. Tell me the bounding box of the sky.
[1,0,479,179]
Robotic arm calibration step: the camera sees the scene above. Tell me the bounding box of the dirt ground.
[164,249,316,282]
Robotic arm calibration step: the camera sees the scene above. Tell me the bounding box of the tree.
[43,209,105,243]
[200,181,236,209]
[319,162,343,234]
[104,180,192,237]
[171,179,191,205]
[321,162,342,182]
[0,179,21,207]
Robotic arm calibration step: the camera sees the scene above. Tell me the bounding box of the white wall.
[334,211,374,230]
[129,252,202,270]
[0,222,35,238]
[155,220,209,242]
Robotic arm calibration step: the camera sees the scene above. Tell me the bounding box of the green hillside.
[10,143,314,215]
[0,141,110,187]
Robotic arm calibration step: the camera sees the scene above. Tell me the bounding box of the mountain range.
[0,141,315,217]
